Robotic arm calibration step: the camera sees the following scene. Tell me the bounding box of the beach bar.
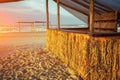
[46,0,120,79]
[17,21,47,32]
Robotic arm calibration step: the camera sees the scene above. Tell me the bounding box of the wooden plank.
[93,32,120,36]
[115,11,118,32]
[17,21,46,23]
[71,0,101,14]
[57,0,60,30]
[95,28,116,30]
[94,11,117,21]
[94,11,118,32]
[46,0,49,29]
[83,0,113,12]
[54,0,88,16]
[89,0,94,34]
[94,0,113,11]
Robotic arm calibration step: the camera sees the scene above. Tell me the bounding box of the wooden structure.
[46,0,120,79]
[46,0,120,36]
[94,11,119,32]
[17,21,47,32]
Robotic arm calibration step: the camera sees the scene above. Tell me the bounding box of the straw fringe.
[47,29,120,80]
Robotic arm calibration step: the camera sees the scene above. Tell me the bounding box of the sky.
[0,0,85,25]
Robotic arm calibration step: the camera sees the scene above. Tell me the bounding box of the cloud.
[0,9,46,24]
[0,0,45,12]
[0,0,84,25]
[0,0,46,24]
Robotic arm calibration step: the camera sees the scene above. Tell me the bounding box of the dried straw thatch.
[47,29,120,80]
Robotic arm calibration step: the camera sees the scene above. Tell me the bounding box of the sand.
[0,32,46,57]
[0,32,81,80]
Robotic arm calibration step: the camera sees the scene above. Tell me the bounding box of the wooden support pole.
[46,0,49,29]
[88,15,90,29]
[89,0,94,35]
[115,11,118,32]
[31,23,32,32]
[18,23,20,32]
[31,22,35,32]
[33,22,35,32]
[57,0,60,30]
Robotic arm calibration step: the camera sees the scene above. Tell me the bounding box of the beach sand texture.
[0,32,81,80]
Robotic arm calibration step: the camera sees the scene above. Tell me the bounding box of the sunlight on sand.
[0,32,46,57]
[0,32,81,80]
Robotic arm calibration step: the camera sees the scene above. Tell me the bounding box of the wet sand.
[0,32,81,80]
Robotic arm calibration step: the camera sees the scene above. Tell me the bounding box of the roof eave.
[0,0,23,3]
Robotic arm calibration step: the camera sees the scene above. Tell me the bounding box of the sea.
[0,24,120,33]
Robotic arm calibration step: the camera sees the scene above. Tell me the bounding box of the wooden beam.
[71,0,89,9]
[94,0,113,11]
[17,21,47,23]
[71,0,101,14]
[17,22,35,23]
[83,0,113,12]
[89,0,94,34]
[93,32,120,36]
[57,0,60,30]
[46,0,49,29]
[0,0,22,3]
[54,0,88,16]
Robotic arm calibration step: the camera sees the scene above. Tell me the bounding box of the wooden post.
[33,22,35,32]
[18,23,20,32]
[115,11,118,32]
[31,23,32,32]
[89,0,94,35]
[31,22,35,32]
[57,0,60,30]
[88,15,90,29]
[46,0,49,29]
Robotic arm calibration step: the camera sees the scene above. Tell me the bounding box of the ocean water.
[0,25,120,33]
[0,26,46,33]
[0,25,87,33]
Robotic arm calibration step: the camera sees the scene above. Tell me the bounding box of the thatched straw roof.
[0,0,23,3]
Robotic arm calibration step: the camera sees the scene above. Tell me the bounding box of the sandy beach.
[0,32,81,80]
[0,32,46,57]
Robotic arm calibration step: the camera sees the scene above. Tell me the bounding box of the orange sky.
[0,0,84,25]
[0,11,15,24]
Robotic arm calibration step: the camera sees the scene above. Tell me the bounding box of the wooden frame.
[46,0,49,29]
[89,0,94,35]
[83,0,112,12]
[17,21,46,32]
[71,0,101,14]
[57,0,60,30]
[46,0,120,36]
[58,1,88,16]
